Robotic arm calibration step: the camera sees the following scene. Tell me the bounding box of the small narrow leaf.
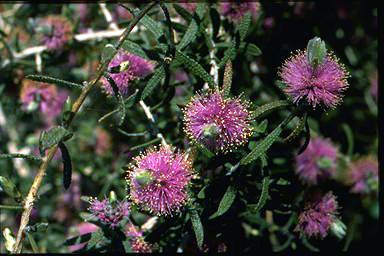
[244,43,262,57]
[131,7,162,39]
[239,11,252,41]
[26,75,83,90]
[175,50,216,88]
[103,73,126,125]
[341,123,354,156]
[190,209,204,249]
[248,176,270,213]
[250,100,290,120]
[298,120,311,155]
[173,4,193,23]
[121,40,148,58]
[0,176,22,203]
[209,185,237,219]
[241,116,292,166]
[210,7,221,39]
[253,119,268,134]
[141,65,166,100]
[197,185,207,199]
[86,230,108,250]
[25,223,49,233]
[0,153,42,161]
[63,233,93,246]
[177,20,198,51]
[59,142,72,190]
[222,60,233,97]
[218,39,237,68]
[39,126,72,154]
[283,113,307,143]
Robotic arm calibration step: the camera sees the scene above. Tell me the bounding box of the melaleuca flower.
[278,41,349,109]
[295,136,339,185]
[20,80,69,125]
[219,2,261,23]
[101,51,156,97]
[347,156,378,194]
[183,89,253,153]
[127,145,194,216]
[295,191,345,239]
[88,198,131,228]
[125,225,154,253]
[37,16,73,51]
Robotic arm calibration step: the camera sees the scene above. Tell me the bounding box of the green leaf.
[177,19,198,51]
[86,230,108,250]
[250,100,290,120]
[210,7,221,39]
[140,65,166,100]
[25,75,83,90]
[63,233,92,246]
[197,185,207,199]
[307,37,326,68]
[190,209,204,249]
[218,39,237,68]
[222,60,232,97]
[253,119,268,134]
[173,3,193,23]
[283,113,307,143]
[175,50,216,88]
[244,43,262,57]
[341,123,354,155]
[239,11,252,41]
[39,126,72,155]
[131,7,162,39]
[248,176,270,213]
[240,120,287,166]
[209,185,237,219]
[0,176,22,203]
[121,40,148,58]
[26,223,49,233]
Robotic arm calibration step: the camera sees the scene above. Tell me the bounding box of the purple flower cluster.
[295,191,341,238]
[88,198,131,228]
[183,89,253,153]
[125,224,153,253]
[20,80,69,126]
[37,16,72,51]
[279,50,349,109]
[347,156,378,194]
[219,2,261,23]
[101,51,156,97]
[127,145,194,216]
[295,137,339,185]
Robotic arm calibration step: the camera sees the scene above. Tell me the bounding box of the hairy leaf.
[39,126,72,155]
[177,20,198,51]
[222,60,233,97]
[239,11,252,41]
[190,209,204,249]
[0,176,22,203]
[175,50,216,88]
[244,43,262,57]
[26,75,83,90]
[250,100,290,120]
[248,176,270,213]
[140,65,166,100]
[209,185,237,219]
[131,7,162,39]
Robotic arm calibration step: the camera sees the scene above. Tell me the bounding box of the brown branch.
[11,2,157,253]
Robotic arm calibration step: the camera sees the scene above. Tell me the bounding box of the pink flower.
[37,16,72,51]
[101,51,156,97]
[88,198,131,228]
[124,224,153,253]
[183,89,253,153]
[295,137,339,185]
[219,2,261,23]
[347,156,378,194]
[179,3,196,13]
[279,49,349,109]
[128,145,194,216]
[20,80,69,125]
[295,191,342,239]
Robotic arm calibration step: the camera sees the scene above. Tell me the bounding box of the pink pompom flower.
[101,51,156,97]
[347,155,378,194]
[278,48,349,110]
[125,224,154,253]
[183,89,253,153]
[37,16,73,51]
[20,80,69,125]
[295,191,345,239]
[295,136,339,185]
[127,145,194,217]
[88,198,131,228]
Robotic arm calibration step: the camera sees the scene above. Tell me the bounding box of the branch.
[139,100,167,146]
[12,3,157,252]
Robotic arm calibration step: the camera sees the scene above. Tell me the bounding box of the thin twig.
[99,3,120,31]
[12,3,157,252]
[139,100,167,146]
